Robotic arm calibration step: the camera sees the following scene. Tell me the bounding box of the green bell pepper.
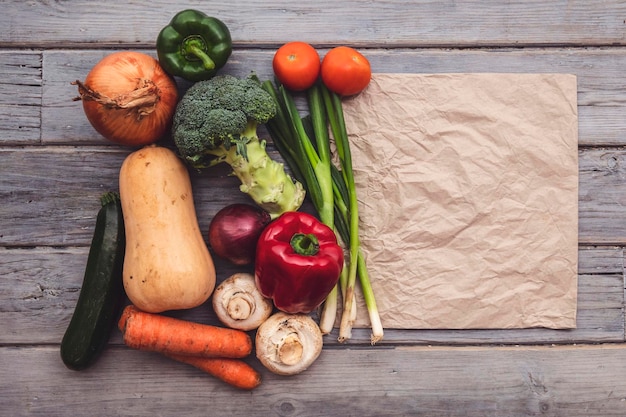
[156,9,232,82]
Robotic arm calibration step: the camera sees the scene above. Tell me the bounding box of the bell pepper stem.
[290,233,320,256]
[182,36,216,70]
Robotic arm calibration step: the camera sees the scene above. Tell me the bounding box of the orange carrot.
[165,353,262,390]
[118,305,252,358]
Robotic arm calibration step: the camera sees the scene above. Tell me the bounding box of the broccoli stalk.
[207,129,305,218]
[172,74,305,218]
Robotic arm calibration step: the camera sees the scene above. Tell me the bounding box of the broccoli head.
[172,74,277,164]
[170,74,305,219]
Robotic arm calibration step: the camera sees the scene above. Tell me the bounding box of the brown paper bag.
[343,73,578,329]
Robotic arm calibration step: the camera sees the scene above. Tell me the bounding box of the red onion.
[208,204,272,265]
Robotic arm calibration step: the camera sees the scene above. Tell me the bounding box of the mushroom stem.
[278,333,304,366]
[226,292,254,320]
[256,312,323,375]
[212,273,273,331]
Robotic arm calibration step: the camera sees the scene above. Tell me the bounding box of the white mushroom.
[211,272,273,331]
[255,312,323,376]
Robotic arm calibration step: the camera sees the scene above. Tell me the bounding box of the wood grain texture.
[36,48,626,147]
[579,149,626,245]
[1,0,625,48]
[4,146,626,246]
[1,247,622,346]
[3,1,626,415]
[0,51,41,143]
[3,344,626,417]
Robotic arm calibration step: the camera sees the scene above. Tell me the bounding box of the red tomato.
[321,46,372,96]
[272,42,321,91]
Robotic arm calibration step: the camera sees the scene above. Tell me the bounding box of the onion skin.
[208,204,272,266]
[75,51,179,147]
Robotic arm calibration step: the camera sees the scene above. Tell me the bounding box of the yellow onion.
[74,51,178,146]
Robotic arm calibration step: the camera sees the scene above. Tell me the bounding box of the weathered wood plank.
[1,246,621,346]
[41,48,626,147]
[0,51,41,143]
[2,146,626,246]
[579,246,624,274]
[0,147,129,246]
[1,1,625,48]
[579,149,626,245]
[0,146,264,246]
[2,0,625,412]
[0,246,245,346]
[3,344,626,417]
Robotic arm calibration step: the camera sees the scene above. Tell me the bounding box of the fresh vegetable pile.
[62,8,382,391]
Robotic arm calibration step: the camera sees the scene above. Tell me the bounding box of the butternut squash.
[119,145,216,313]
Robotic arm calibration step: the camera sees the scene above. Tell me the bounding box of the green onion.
[263,80,342,332]
[321,85,383,343]
[261,79,383,344]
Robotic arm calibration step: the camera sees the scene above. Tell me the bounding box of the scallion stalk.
[261,79,383,343]
[321,85,383,343]
[321,87,359,342]
[305,85,334,227]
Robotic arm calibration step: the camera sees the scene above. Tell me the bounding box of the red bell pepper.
[254,211,344,314]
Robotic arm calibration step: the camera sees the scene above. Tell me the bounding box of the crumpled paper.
[342,73,578,329]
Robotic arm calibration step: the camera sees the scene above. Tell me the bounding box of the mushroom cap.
[255,311,323,375]
[212,272,273,331]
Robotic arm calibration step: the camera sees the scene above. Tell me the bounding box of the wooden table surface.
[2,1,626,416]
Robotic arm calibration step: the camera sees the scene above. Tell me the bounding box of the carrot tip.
[164,353,262,390]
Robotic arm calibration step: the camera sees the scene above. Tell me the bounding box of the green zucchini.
[61,192,126,370]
